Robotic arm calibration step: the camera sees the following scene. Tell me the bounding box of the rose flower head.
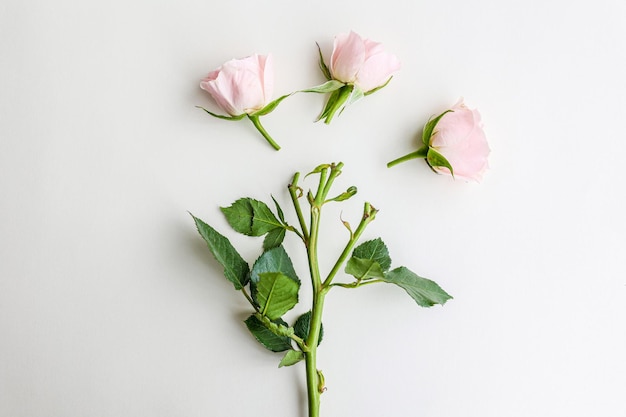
[200,54,273,116]
[387,99,490,182]
[307,31,400,124]
[330,31,401,93]
[198,54,289,151]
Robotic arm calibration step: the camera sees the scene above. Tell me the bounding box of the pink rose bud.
[310,31,400,124]
[198,54,286,151]
[330,31,401,92]
[428,100,490,181]
[387,99,490,182]
[200,54,274,116]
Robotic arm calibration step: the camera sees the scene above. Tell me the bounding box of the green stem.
[305,289,326,417]
[331,279,384,289]
[288,172,309,242]
[241,287,257,310]
[301,166,337,417]
[320,163,344,203]
[314,168,329,205]
[248,115,281,150]
[386,145,429,168]
[323,202,378,288]
[299,163,355,417]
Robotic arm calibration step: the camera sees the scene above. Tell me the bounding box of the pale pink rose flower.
[330,31,400,92]
[200,54,274,116]
[430,100,491,182]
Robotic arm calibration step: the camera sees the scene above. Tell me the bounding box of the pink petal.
[355,50,400,92]
[330,31,366,83]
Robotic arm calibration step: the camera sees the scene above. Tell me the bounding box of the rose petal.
[330,31,366,84]
[355,50,400,92]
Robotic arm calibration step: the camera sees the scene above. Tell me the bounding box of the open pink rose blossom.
[200,54,274,116]
[330,31,400,92]
[387,99,490,182]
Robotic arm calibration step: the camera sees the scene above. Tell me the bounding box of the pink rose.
[428,100,490,181]
[200,54,274,116]
[308,31,400,124]
[199,54,285,150]
[387,99,490,182]
[330,31,400,92]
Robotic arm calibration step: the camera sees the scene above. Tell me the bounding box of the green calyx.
[387,109,455,175]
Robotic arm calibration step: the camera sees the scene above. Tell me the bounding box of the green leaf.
[279,350,304,367]
[271,195,285,223]
[381,267,453,307]
[251,246,300,285]
[345,257,385,280]
[352,238,392,272]
[250,199,283,235]
[422,110,453,146]
[427,148,454,177]
[256,272,300,320]
[316,42,332,80]
[196,106,246,121]
[244,315,292,352]
[251,94,292,117]
[221,198,283,237]
[220,198,254,235]
[294,311,324,346]
[190,214,250,290]
[301,80,345,94]
[263,227,286,251]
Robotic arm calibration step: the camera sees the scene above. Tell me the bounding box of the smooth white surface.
[1,1,625,416]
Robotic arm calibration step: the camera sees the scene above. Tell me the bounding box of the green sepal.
[381,266,453,307]
[316,42,332,80]
[327,186,357,203]
[221,198,283,237]
[345,257,385,281]
[190,214,250,290]
[256,272,300,320]
[279,350,305,367]
[196,106,246,121]
[352,238,392,272]
[426,148,454,177]
[422,110,453,146]
[244,314,292,352]
[293,311,324,346]
[301,80,345,94]
[343,86,364,110]
[318,85,353,124]
[251,94,292,117]
[364,76,393,96]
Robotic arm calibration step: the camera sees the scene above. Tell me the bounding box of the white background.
[2,1,625,416]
